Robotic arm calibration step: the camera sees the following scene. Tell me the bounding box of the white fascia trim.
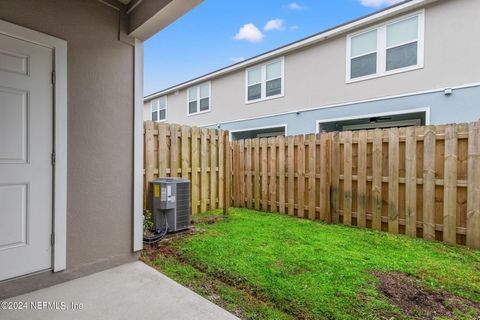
[201,82,480,129]
[0,19,68,272]
[133,39,144,252]
[144,0,438,102]
[229,124,288,140]
[315,107,430,133]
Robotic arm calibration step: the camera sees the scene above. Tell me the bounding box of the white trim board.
[201,82,479,129]
[315,107,430,133]
[133,39,144,252]
[144,0,440,101]
[0,19,68,272]
[229,124,288,140]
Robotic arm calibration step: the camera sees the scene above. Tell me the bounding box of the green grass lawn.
[142,208,480,320]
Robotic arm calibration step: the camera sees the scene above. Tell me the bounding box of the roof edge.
[145,0,438,102]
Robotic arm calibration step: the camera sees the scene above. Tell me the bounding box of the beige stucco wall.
[0,0,137,294]
[146,0,480,126]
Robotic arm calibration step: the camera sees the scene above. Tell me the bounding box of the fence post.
[223,131,231,215]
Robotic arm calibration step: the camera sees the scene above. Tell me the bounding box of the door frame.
[0,19,67,273]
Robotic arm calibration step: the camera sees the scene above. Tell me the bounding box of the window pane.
[266,78,281,97]
[387,16,418,48]
[248,84,261,101]
[151,100,158,112]
[248,67,261,85]
[266,61,281,81]
[386,42,417,71]
[351,30,377,57]
[351,52,377,78]
[200,84,209,98]
[159,109,166,120]
[152,111,158,121]
[188,87,197,101]
[159,96,166,109]
[189,101,197,114]
[200,98,209,111]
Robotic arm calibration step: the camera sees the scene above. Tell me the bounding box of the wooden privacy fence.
[145,121,480,249]
[144,121,230,215]
[231,122,480,249]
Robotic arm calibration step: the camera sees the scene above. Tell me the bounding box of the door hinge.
[51,233,55,246]
[51,71,56,85]
[51,152,56,166]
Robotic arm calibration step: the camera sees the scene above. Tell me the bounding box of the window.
[151,96,167,122]
[188,82,210,115]
[347,11,424,82]
[246,58,284,103]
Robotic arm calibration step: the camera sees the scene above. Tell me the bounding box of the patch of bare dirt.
[373,271,480,319]
[193,215,226,225]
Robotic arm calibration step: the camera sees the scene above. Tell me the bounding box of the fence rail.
[145,121,480,249]
[144,121,230,215]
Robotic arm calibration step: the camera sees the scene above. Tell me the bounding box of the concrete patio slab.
[1,261,238,320]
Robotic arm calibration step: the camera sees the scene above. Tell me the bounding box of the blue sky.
[144,0,403,95]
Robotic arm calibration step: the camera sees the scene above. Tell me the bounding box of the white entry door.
[0,33,53,281]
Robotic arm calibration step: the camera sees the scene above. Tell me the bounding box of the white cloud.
[264,19,286,31]
[360,0,403,7]
[288,2,306,10]
[229,57,246,63]
[234,23,264,43]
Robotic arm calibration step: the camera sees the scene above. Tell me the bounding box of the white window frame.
[187,81,211,116]
[151,96,167,122]
[346,10,424,83]
[245,57,285,104]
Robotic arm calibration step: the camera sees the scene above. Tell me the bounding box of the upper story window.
[188,82,211,115]
[246,57,284,103]
[347,11,424,82]
[151,96,167,122]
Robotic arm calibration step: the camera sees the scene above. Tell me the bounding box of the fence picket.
[405,126,417,237]
[297,135,305,218]
[254,139,261,210]
[278,136,286,214]
[343,131,352,226]
[422,126,436,240]
[357,130,367,228]
[467,122,480,248]
[308,134,316,220]
[388,128,399,234]
[443,125,458,244]
[210,129,217,210]
[372,129,382,230]
[287,136,295,216]
[245,139,253,208]
[261,138,268,211]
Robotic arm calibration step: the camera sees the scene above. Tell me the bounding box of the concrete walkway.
[1,261,238,320]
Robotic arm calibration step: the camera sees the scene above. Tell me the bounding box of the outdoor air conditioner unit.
[148,178,191,235]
